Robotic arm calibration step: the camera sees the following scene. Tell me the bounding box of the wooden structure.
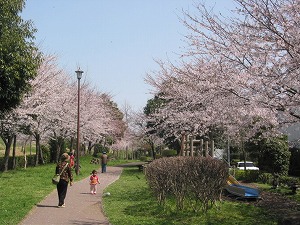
[180,133,214,157]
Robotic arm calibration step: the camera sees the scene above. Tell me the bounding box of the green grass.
[0,158,291,225]
[103,168,278,225]
[256,183,300,202]
[0,155,100,225]
[108,159,141,166]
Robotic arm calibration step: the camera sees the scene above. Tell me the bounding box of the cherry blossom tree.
[0,110,20,171]
[0,50,125,170]
[145,0,298,150]
[79,86,125,155]
[17,54,71,165]
[180,0,300,123]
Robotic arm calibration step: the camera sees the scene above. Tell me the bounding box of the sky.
[22,0,236,112]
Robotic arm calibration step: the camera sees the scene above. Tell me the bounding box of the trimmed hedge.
[146,156,228,212]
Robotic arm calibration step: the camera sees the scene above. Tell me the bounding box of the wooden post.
[185,135,189,156]
[210,140,214,158]
[180,133,185,156]
[205,140,209,157]
[190,135,194,156]
[200,139,203,156]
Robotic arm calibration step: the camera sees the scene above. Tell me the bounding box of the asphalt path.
[19,166,123,225]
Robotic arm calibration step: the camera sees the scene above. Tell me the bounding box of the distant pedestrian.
[69,151,75,168]
[56,153,73,208]
[89,170,100,194]
[101,152,108,173]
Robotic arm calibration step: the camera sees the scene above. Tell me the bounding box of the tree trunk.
[12,134,17,169]
[29,137,32,155]
[22,145,27,169]
[56,141,61,163]
[70,137,74,152]
[34,132,44,165]
[22,136,31,169]
[1,135,13,172]
[82,144,86,155]
[150,142,155,159]
[88,141,93,154]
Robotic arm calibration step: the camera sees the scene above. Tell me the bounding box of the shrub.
[258,136,290,175]
[279,176,299,187]
[93,144,109,157]
[146,156,228,212]
[289,147,300,176]
[140,156,147,161]
[154,154,162,159]
[244,170,260,182]
[41,145,50,164]
[161,149,177,157]
[258,172,273,184]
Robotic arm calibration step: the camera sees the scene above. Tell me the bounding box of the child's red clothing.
[90,174,99,185]
[90,174,100,194]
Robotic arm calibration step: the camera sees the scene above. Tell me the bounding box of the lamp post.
[75,68,83,175]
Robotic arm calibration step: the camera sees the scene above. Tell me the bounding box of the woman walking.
[56,153,73,208]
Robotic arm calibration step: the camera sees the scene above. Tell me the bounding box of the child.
[89,170,100,194]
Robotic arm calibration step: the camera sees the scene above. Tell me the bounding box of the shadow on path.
[19,166,123,225]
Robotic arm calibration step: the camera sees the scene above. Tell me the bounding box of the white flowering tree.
[16,55,71,165]
[0,54,125,169]
[145,0,299,151]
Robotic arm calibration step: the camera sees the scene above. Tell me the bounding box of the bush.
[154,154,162,159]
[258,172,273,184]
[93,144,109,157]
[161,149,177,157]
[41,145,50,164]
[230,169,260,182]
[139,156,147,161]
[289,147,300,176]
[146,156,228,212]
[0,154,37,171]
[258,136,290,175]
[279,176,299,187]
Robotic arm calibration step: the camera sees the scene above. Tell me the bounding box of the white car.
[236,161,259,170]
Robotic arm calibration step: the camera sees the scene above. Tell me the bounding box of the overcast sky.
[22,0,236,111]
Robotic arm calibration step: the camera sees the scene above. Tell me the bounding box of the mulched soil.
[223,182,300,225]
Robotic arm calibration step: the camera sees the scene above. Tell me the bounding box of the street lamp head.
[75,68,84,80]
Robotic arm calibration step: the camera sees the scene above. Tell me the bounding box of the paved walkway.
[19,167,123,225]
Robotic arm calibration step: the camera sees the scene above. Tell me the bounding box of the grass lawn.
[1,157,294,225]
[0,155,100,225]
[103,168,278,225]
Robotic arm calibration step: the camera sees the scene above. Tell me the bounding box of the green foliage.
[248,170,300,190]
[48,137,66,162]
[289,147,300,176]
[144,95,165,116]
[279,176,300,187]
[104,167,277,225]
[161,149,177,157]
[41,144,50,163]
[256,182,300,202]
[0,154,36,171]
[139,156,147,161]
[257,136,290,175]
[258,172,273,184]
[93,144,109,157]
[0,0,41,113]
[231,170,260,182]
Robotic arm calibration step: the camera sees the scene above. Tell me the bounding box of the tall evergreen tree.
[0,0,41,113]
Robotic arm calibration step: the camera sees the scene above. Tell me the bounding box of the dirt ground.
[224,183,300,225]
